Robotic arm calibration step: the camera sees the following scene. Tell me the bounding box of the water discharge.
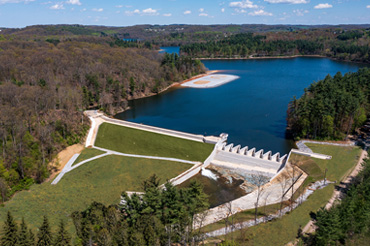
[201,167,218,180]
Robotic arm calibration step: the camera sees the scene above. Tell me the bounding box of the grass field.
[72,148,106,166]
[305,143,361,181]
[208,144,362,245]
[0,155,191,233]
[95,123,214,162]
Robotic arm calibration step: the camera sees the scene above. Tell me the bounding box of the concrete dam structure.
[210,135,288,179]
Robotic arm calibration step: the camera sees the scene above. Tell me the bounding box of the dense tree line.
[302,154,370,245]
[0,175,209,245]
[337,30,364,41]
[0,35,205,203]
[179,29,370,64]
[1,212,71,246]
[287,68,370,140]
[72,175,208,245]
[181,33,324,58]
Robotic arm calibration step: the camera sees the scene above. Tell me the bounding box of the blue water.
[123,38,138,42]
[159,46,180,55]
[115,58,367,154]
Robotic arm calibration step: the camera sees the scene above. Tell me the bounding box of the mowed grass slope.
[95,123,214,161]
[305,143,361,181]
[214,144,362,245]
[0,155,191,233]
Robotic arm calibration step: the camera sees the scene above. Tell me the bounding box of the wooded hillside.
[287,68,370,140]
[181,30,370,63]
[0,35,204,202]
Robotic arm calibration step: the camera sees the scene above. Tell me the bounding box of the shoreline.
[197,54,370,65]
[197,54,327,60]
[113,55,368,115]
[114,70,220,115]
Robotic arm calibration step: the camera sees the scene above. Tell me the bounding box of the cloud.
[0,0,34,3]
[249,9,273,16]
[66,0,80,5]
[142,8,159,15]
[293,9,309,16]
[183,10,191,14]
[199,8,204,12]
[314,3,333,9]
[125,9,139,15]
[116,5,123,8]
[125,8,159,16]
[92,8,103,12]
[367,5,370,8]
[163,13,172,17]
[229,0,258,9]
[50,3,64,9]
[199,13,208,16]
[235,9,247,13]
[221,8,225,12]
[264,0,308,3]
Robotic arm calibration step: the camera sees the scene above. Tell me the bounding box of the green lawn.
[305,143,361,181]
[207,144,362,245]
[95,123,214,162]
[72,148,106,166]
[0,155,191,233]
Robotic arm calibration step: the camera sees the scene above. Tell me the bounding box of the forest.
[286,68,370,140]
[1,24,370,245]
[0,35,205,203]
[180,30,370,63]
[181,33,323,58]
[301,153,370,245]
[0,176,209,246]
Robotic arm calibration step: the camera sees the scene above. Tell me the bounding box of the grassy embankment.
[205,144,361,245]
[0,122,214,233]
[0,156,191,233]
[95,123,214,162]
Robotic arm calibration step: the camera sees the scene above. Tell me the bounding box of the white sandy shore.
[181,74,239,88]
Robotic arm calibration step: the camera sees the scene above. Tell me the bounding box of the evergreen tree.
[37,216,52,246]
[53,220,71,246]
[28,229,35,246]
[17,218,28,246]
[1,211,18,246]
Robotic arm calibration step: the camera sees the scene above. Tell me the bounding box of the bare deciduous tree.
[250,172,270,225]
[277,172,291,217]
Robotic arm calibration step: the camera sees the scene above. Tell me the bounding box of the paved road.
[93,146,202,165]
[84,110,216,144]
[51,154,80,184]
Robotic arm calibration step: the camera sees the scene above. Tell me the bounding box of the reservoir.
[115,57,366,154]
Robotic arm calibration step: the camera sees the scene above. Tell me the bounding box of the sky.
[0,0,369,28]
